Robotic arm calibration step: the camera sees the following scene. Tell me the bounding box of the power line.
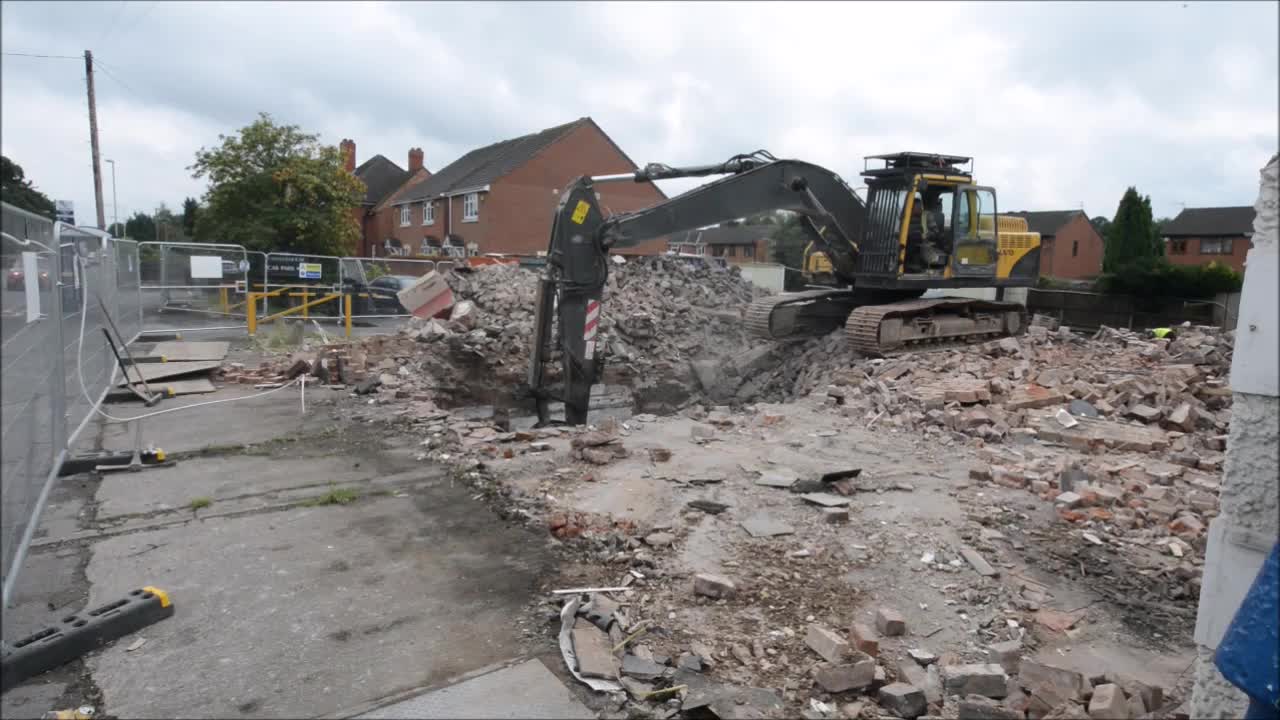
[94,59,142,99]
[2,51,82,59]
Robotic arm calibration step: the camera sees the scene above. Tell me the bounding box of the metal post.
[247,295,257,336]
[345,294,352,338]
[106,159,118,234]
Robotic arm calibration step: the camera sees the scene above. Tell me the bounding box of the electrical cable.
[1,52,81,59]
[73,253,306,424]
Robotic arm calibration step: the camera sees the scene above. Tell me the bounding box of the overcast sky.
[2,1,1276,228]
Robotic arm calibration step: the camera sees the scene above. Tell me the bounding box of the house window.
[462,192,479,222]
[1072,240,1078,257]
[743,244,754,259]
[711,245,724,257]
[1169,238,1187,255]
[1200,238,1232,255]
[399,206,411,227]
[423,202,435,225]
[726,246,736,257]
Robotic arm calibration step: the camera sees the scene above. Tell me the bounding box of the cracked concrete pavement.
[2,350,570,719]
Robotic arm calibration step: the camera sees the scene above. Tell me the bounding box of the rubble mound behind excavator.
[400,257,771,408]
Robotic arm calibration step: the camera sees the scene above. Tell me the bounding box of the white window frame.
[462,192,479,222]
[1199,237,1232,255]
[399,206,411,227]
[423,201,435,226]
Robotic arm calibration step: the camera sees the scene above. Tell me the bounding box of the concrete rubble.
[288,261,1230,719]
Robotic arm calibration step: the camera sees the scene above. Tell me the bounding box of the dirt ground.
[340,379,1201,719]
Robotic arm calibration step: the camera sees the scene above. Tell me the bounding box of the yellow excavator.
[528,151,1041,424]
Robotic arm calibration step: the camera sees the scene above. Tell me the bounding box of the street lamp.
[105,159,118,236]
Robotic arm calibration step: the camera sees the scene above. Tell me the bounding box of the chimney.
[340,139,356,173]
[408,147,424,173]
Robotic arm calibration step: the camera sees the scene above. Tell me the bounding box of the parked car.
[366,275,418,314]
[6,256,52,291]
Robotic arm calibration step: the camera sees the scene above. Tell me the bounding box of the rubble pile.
[422,258,768,403]
[549,512,1184,720]
[227,258,768,409]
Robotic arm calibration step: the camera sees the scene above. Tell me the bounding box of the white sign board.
[190,255,224,279]
[23,251,40,323]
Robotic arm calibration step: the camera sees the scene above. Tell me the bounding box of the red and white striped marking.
[583,300,600,360]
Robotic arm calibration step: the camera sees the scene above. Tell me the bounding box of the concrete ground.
[2,348,576,719]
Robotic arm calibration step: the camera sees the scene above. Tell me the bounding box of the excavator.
[527,151,1042,424]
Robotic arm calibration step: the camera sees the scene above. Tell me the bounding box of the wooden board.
[116,360,221,386]
[144,341,230,362]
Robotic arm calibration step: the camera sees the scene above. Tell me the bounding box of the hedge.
[1094,258,1242,299]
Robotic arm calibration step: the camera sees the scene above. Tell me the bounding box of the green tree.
[154,202,181,241]
[122,211,155,241]
[1,155,56,218]
[1102,187,1159,273]
[182,197,200,238]
[189,112,363,254]
[1089,215,1110,238]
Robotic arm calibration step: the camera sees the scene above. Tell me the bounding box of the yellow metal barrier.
[247,291,352,339]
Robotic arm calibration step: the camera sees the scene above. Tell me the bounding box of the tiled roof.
[1005,210,1085,237]
[395,119,589,205]
[354,155,410,206]
[1161,206,1256,237]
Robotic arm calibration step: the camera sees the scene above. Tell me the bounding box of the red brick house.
[669,225,772,265]
[1007,210,1104,279]
[1162,206,1256,273]
[379,118,668,258]
[340,140,431,257]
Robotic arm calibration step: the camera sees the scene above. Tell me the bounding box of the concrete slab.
[116,360,221,386]
[145,341,229,361]
[92,450,422,520]
[128,378,216,396]
[80,385,341,455]
[740,514,795,538]
[84,487,554,718]
[355,658,593,719]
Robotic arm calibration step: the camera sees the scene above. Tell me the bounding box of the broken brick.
[875,607,906,636]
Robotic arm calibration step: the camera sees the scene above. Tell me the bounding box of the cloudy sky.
[2,1,1276,228]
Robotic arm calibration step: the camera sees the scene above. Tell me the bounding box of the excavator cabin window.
[951,186,999,274]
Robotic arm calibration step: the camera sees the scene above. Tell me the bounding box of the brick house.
[668,225,772,265]
[340,140,434,257]
[1161,206,1256,273]
[381,118,668,258]
[1007,210,1104,279]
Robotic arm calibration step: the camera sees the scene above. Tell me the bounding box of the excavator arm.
[527,153,866,424]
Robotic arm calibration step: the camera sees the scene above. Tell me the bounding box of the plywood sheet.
[144,341,230,361]
[116,360,221,386]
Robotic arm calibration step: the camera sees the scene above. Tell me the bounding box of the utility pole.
[85,50,106,230]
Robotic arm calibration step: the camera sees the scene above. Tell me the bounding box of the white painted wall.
[1190,154,1280,718]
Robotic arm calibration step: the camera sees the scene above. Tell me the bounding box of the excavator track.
[846,297,1029,356]
[745,289,862,341]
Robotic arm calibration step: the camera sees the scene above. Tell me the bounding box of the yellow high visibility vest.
[1152,327,1173,339]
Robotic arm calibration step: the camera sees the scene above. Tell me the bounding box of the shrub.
[1094,259,1242,299]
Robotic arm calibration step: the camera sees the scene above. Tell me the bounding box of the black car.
[365,275,418,314]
